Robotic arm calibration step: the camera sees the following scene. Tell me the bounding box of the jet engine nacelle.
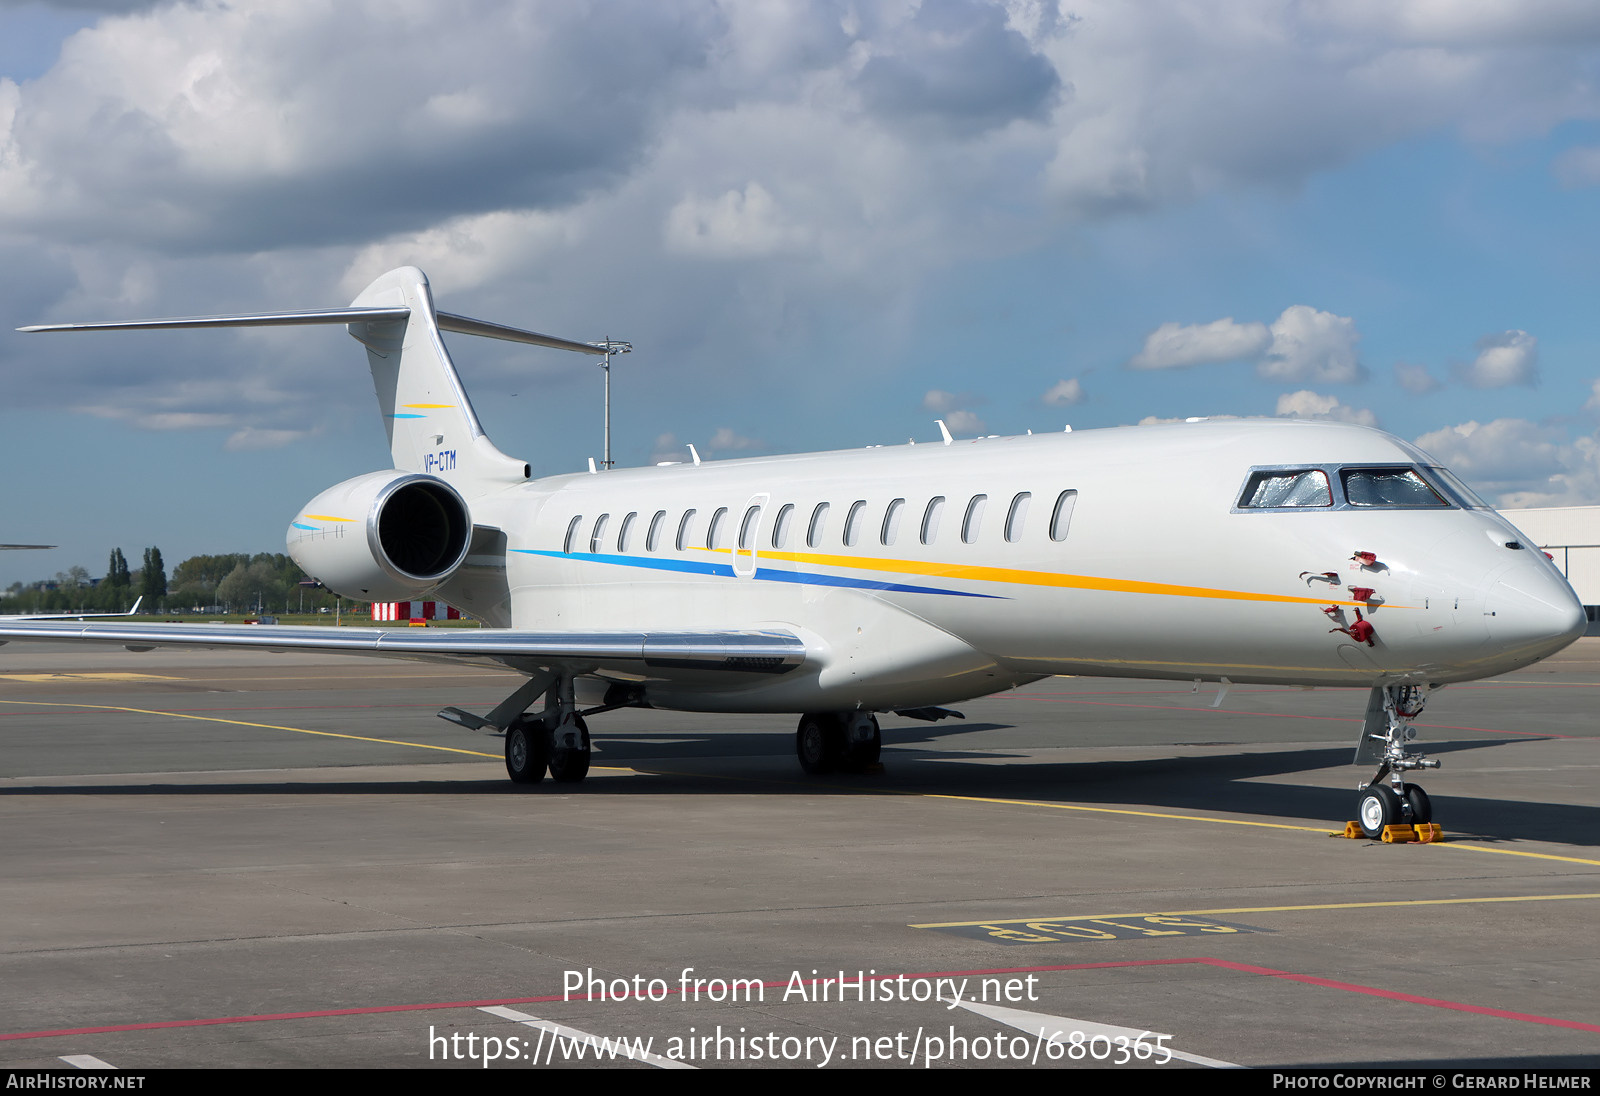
[286,471,472,602]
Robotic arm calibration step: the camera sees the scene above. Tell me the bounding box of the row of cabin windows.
[563,490,1078,556]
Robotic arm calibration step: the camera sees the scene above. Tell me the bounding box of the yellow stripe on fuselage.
[700,546,1395,608]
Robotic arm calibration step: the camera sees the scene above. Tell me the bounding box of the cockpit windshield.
[1236,463,1471,511]
[1340,467,1449,508]
[1239,469,1332,508]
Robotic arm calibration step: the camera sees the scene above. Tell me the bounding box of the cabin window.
[881,498,905,546]
[1049,490,1077,542]
[589,514,609,554]
[564,515,582,554]
[676,509,697,551]
[617,512,637,553]
[772,504,794,549]
[739,504,761,550]
[921,497,945,544]
[1341,467,1449,508]
[961,494,987,543]
[1239,469,1333,509]
[807,502,830,548]
[646,510,666,552]
[707,507,729,550]
[1004,492,1030,543]
[844,500,867,547]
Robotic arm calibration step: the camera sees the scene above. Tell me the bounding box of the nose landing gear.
[1353,684,1441,839]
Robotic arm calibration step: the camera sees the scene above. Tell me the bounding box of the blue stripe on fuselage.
[511,549,1002,599]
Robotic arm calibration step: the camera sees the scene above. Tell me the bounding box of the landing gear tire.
[548,715,591,784]
[1402,783,1432,825]
[1358,784,1400,839]
[505,717,550,785]
[797,714,844,775]
[842,715,881,770]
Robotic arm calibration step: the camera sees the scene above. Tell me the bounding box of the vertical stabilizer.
[347,267,530,496]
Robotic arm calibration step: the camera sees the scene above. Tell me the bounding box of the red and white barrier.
[371,601,462,623]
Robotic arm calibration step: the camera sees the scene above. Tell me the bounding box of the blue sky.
[3,0,1600,587]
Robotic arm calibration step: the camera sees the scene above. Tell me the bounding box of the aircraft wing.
[3,596,143,622]
[0,620,807,677]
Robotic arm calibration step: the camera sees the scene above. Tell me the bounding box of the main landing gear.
[504,712,591,785]
[796,712,881,774]
[437,672,595,787]
[1353,684,1441,839]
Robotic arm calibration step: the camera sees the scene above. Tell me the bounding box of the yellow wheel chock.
[1337,821,1444,842]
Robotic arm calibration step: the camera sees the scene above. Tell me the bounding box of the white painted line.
[955,999,1240,1068]
[59,1055,114,1069]
[479,1005,694,1069]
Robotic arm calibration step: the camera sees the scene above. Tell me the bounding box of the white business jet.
[5,268,1585,837]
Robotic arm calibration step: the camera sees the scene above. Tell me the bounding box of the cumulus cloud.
[1126,318,1269,370]
[1258,306,1364,384]
[1394,362,1442,395]
[1136,413,1238,425]
[1274,389,1377,426]
[0,2,709,251]
[1127,306,1362,382]
[923,389,981,413]
[922,389,987,433]
[1553,145,1600,188]
[650,431,687,465]
[665,182,814,258]
[942,409,985,434]
[854,0,1062,138]
[1413,418,1570,497]
[1041,377,1085,406]
[1585,379,1600,413]
[1453,330,1539,388]
[708,426,761,452]
[2,0,1599,453]
[1413,417,1600,509]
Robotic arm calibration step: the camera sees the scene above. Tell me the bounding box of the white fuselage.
[433,418,1586,714]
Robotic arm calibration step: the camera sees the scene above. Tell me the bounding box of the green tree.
[106,548,131,589]
[216,560,284,614]
[141,547,166,607]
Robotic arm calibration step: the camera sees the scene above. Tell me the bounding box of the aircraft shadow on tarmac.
[4,722,1595,848]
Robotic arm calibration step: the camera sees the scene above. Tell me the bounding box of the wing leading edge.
[0,620,807,676]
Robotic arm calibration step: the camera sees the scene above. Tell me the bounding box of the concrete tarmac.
[1,638,1597,1070]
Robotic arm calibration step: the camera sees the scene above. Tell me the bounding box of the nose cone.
[1485,564,1587,666]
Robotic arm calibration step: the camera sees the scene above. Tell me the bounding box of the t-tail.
[19,265,616,500]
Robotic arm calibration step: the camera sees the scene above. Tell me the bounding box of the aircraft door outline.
[733,492,769,578]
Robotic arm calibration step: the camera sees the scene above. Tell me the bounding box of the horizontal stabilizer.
[21,306,607,356]
[18,308,412,333]
[436,312,607,355]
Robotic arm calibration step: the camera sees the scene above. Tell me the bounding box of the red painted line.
[1195,959,1600,1033]
[5,958,1596,1042]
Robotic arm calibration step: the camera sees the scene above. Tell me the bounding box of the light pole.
[595,338,632,469]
